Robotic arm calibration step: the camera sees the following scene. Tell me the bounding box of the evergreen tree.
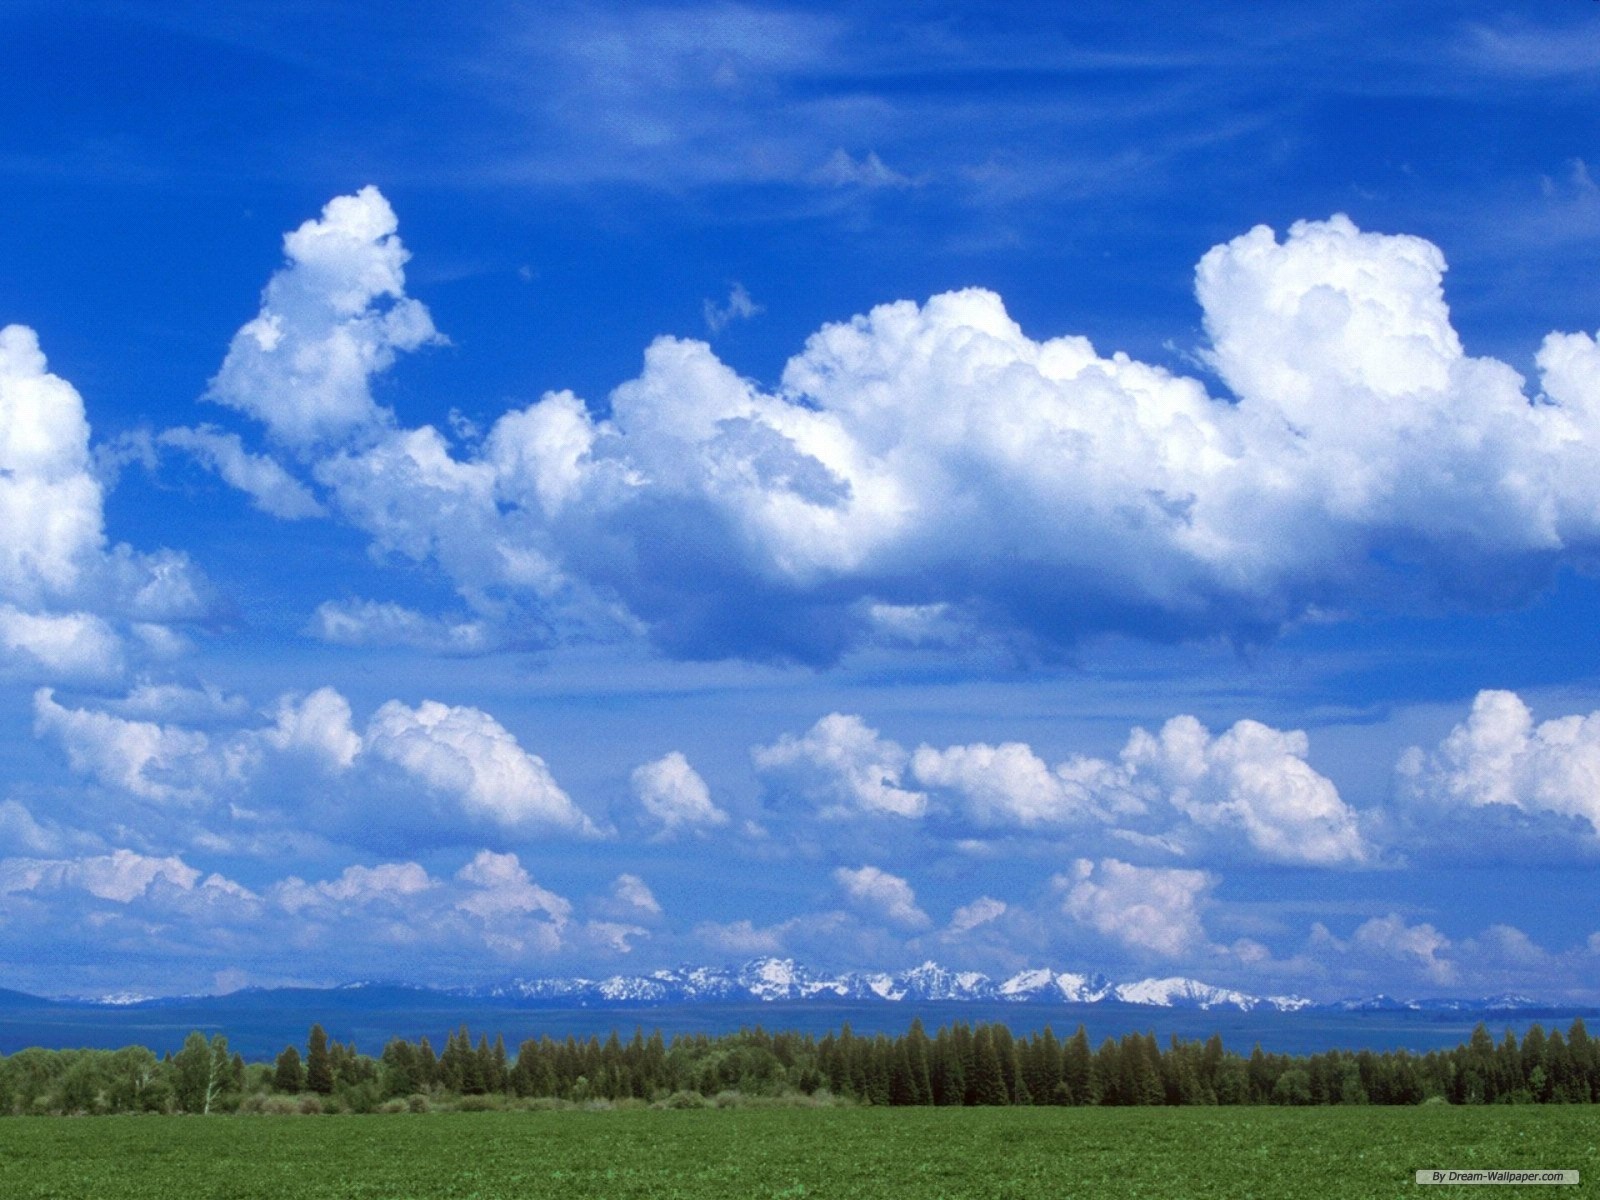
[971,1026,1009,1106]
[491,1034,509,1094]
[1569,1018,1596,1102]
[417,1036,440,1089]
[1064,1026,1094,1105]
[380,1039,419,1098]
[272,1045,305,1093]
[931,1028,965,1106]
[904,1018,933,1105]
[305,1024,334,1095]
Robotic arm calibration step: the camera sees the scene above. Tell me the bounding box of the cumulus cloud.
[33,687,222,803]
[0,608,123,677]
[833,864,930,928]
[630,751,728,834]
[0,848,218,904]
[1397,689,1600,847]
[274,861,433,914]
[453,850,572,921]
[31,685,601,847]
[159,426,325,518]
[758,709,1366,865]
[198,195,1600,664]
[911,740,1110,827]
[1059,858,1214,958]
[0,325,207,677]
[209,186,441,447]
[365,700,599,836]
[1116,716,1369,865]
[0,845,667,992]
[261,687,363,771]
[753,713,926,818]
[1310,914,1457,989]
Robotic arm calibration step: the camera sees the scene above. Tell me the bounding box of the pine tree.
[1065,1026,1095,1105]
[931,1028,964,1105]
[1569,1018,1596,1102]
[905,1018,933,1105]
[306,1024,334,1095]
[491,1034,509,1094]
[971,1026,1009,1106]
[417,1036,440,1089]
[273,1045,305,1093]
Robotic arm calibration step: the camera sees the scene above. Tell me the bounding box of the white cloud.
[273,861,434,914]
[703,282,763,335]
[753,713,926,818]
[104,683,250,723]
[33,687,219,803]
[0,800,66,855]
[308,599,494,654]
[159,426,325,518]
[1314,914,1457,988]
[630,751,728,834]
[0,848,204,903]
[364,699,598,835]
[947,895,1007,934]
[0,324,105,603]
[32,684,600,849]
[261,687,363,771]
[190,194,1600,664]
[209,186,441,447]
[1059,857,1214,958]
[693,917,784,957]
[609,872,662,916]
[911,740,1105,827]
[1397,689,1600,842]
[0,606,123,677]
[812,149,914,189]
[833,864,930,929]
[1118,716,1369,865]
[892,712,1366,865]
[0,325,205,677]
[453,849,572,924]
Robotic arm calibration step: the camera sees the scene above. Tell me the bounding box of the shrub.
[655,1090,710,1110]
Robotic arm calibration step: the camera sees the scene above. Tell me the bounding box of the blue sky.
[3,0,1600,1001]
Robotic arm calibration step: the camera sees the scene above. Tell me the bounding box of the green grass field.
[2,1107,1595,1199]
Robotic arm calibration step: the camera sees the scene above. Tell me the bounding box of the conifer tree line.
[2,1017,1598,1115]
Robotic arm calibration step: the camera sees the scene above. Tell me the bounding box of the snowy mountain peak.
[452,958,1312,1012]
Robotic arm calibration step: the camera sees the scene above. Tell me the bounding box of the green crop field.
[1,1107,1595,1199]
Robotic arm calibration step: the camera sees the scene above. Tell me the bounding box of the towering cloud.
[0,327,206,677]
[197,193,1600,665]
[209,186,440,447]
[1398,689,1600,847]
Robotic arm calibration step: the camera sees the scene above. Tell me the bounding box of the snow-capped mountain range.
[457,957,1305,1013]
[61,958,1558,1014]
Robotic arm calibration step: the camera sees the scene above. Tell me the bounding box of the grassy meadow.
[2,1105,1596,1199]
